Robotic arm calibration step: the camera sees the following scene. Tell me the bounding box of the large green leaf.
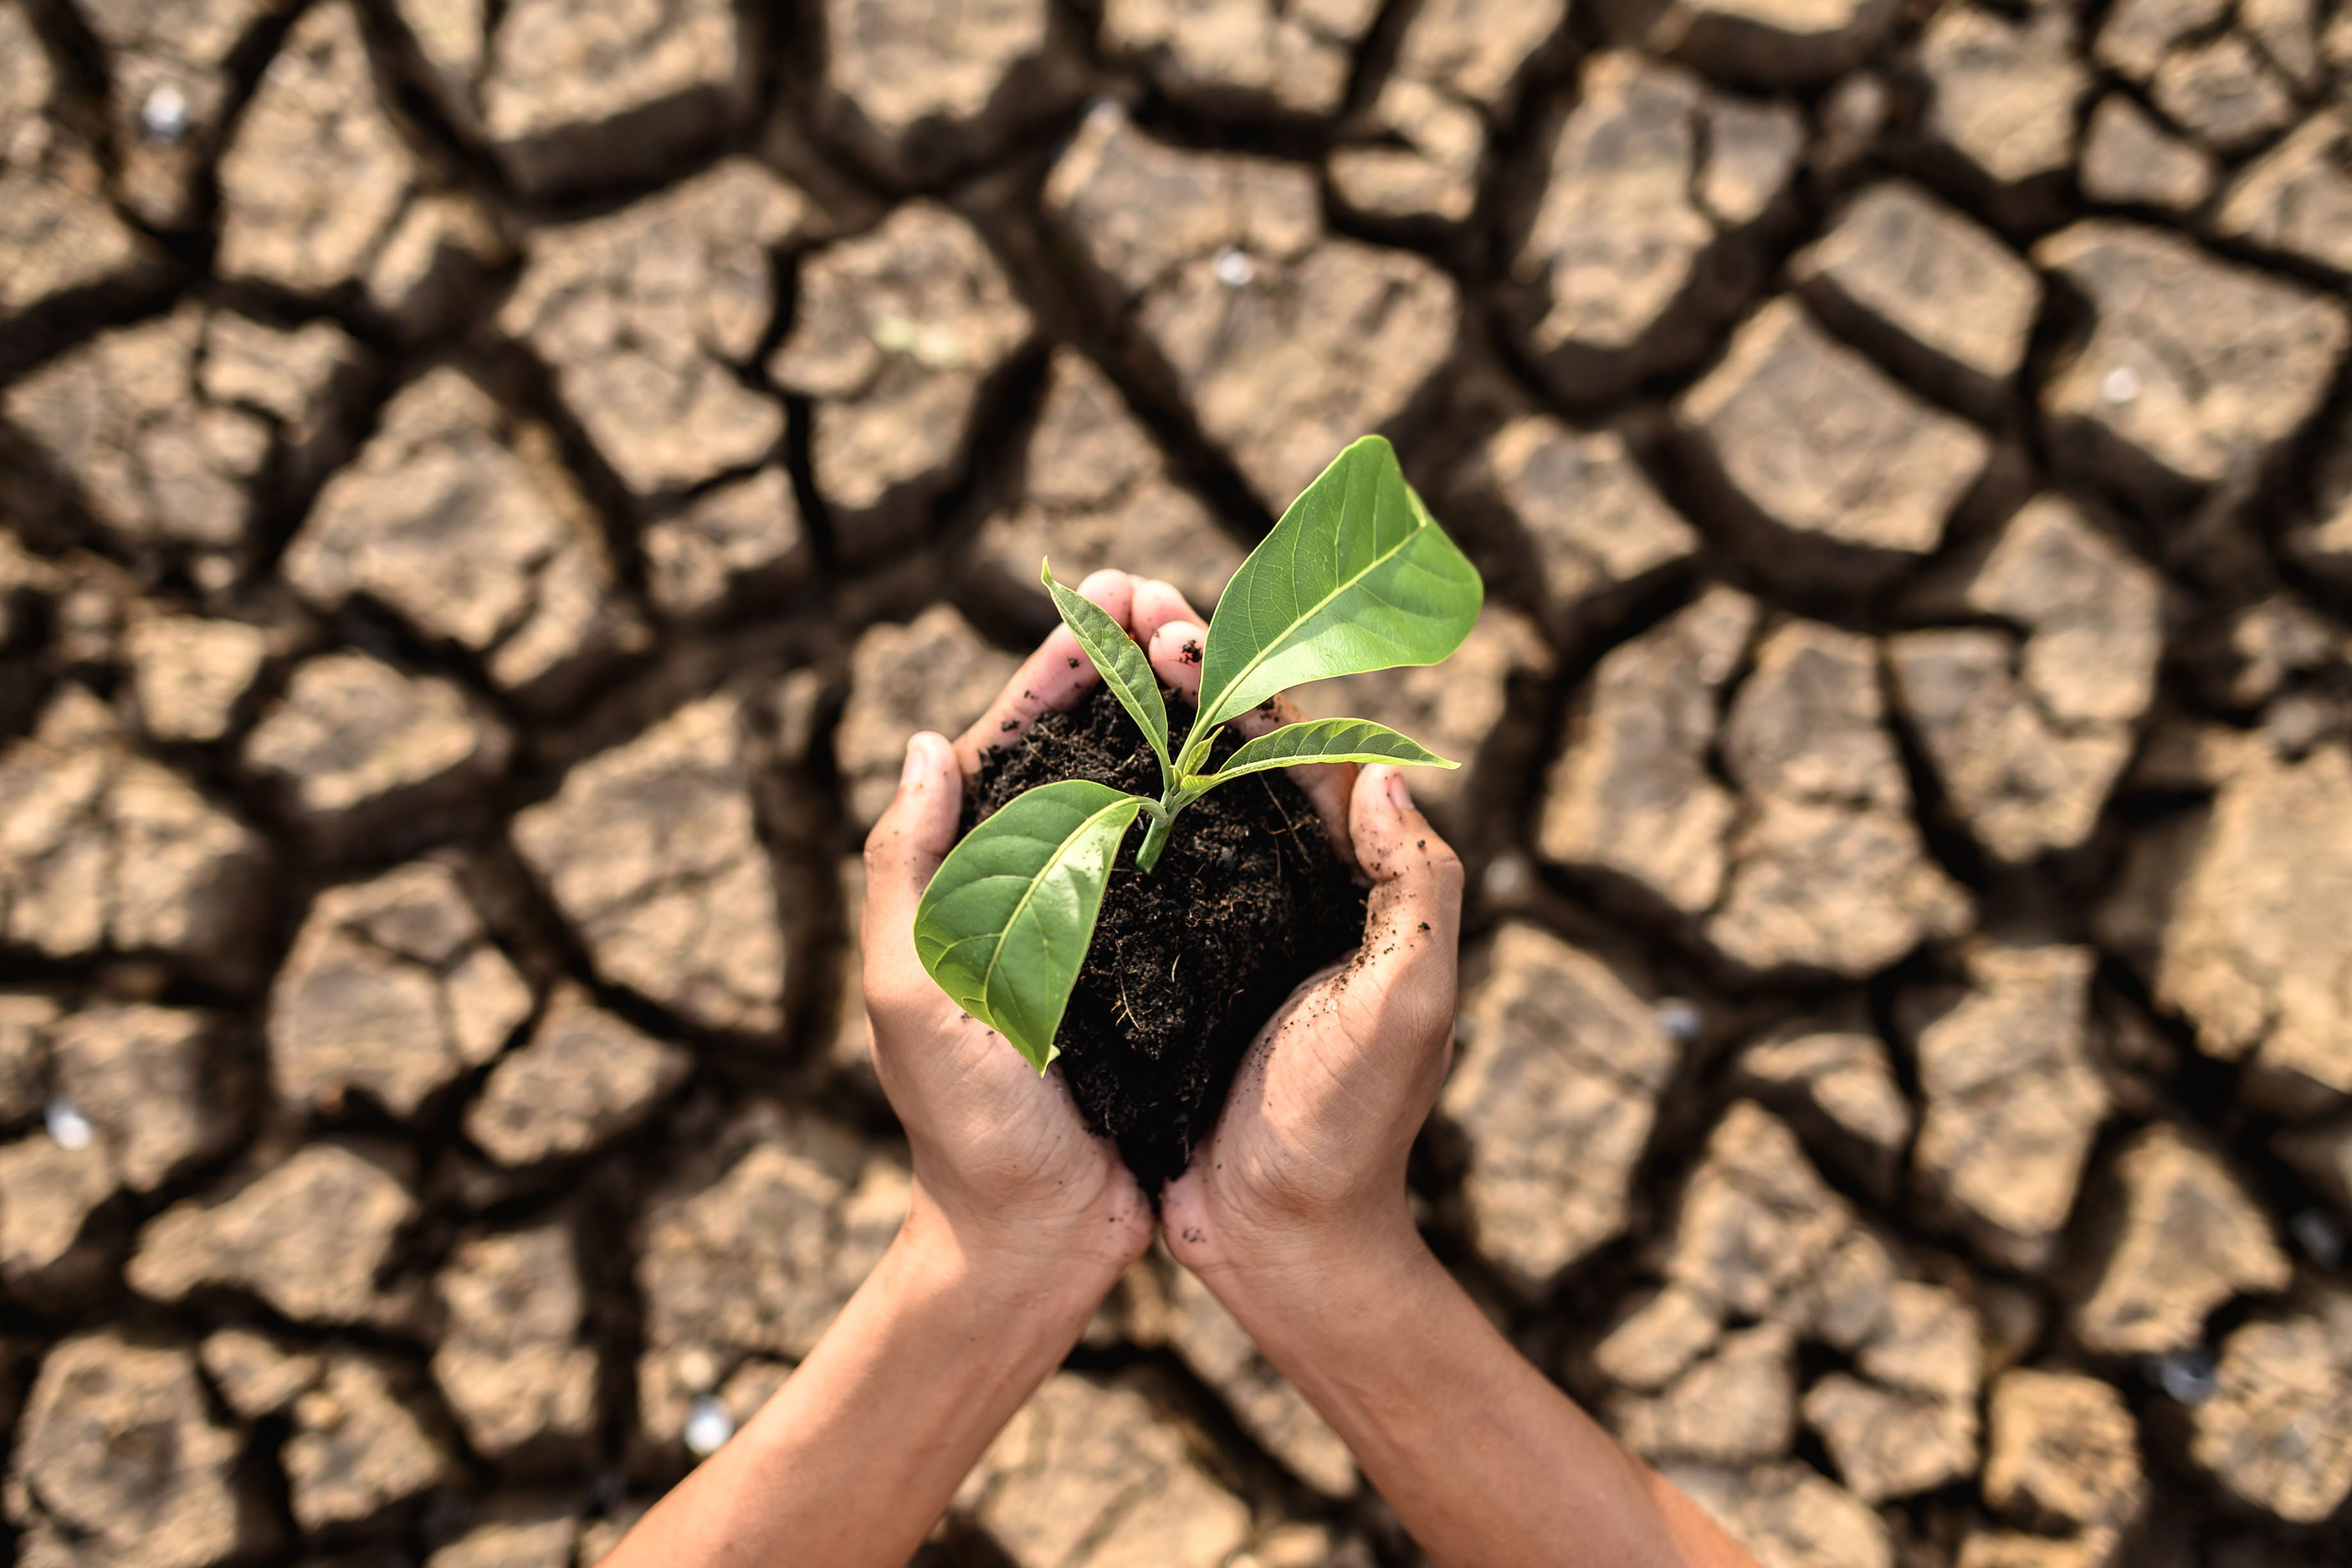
[912,779,1148,1073]
[1202,717,1458,786]
[1195,436,1482,731]
[1043,560,1171,780]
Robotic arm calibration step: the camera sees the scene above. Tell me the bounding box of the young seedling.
[912,435,1483,1072]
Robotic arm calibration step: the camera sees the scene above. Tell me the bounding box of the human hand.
[635,573,1722,1568]
[861,571,1157,1296]
[1128,583,1466,1290]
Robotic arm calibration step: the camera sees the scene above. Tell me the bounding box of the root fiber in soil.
[964,682,1369,1188]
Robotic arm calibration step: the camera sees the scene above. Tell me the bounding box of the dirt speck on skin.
[965,683,1366,1187]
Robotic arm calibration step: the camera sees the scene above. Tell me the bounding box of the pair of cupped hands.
[863,568,1464,1308]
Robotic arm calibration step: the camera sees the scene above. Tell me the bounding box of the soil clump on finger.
[964,682,1368,1189]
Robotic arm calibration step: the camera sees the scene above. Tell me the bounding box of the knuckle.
[1427,851,1466,897]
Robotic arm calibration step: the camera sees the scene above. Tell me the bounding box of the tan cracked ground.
[2,0,2351,1562]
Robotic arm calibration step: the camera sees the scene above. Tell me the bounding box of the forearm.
[606,1197,1113,1568]
[1205,1221,1753,1568]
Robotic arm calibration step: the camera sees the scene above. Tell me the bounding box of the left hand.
[860,571,1159,1294]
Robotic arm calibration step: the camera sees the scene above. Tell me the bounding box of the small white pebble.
[2264,692,2330,756]
[1653,999,1704,1045]
[676,1348,719,1392]
[2292,1207,2344,1269]
[2148,1349,2217,1406]
[45,1099,94,1151]
[1482,851,1531,902]
[192,553,238,592]
[1214,248,1254,288]
[142,85,192,144]
[683,1395,735,1457]
[913,323,969,370]
[2102,366,2141,405]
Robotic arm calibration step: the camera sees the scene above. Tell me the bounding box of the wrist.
[695,1179,1132,1567]
[1170,1141,1421,1294]
[897,1177,1139,1339]
[1188,1214,1476,1492]
[1189,1197,1439,1349]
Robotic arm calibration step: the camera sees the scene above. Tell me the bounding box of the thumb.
[1348,765,1464,1053]
[862,731,963,958]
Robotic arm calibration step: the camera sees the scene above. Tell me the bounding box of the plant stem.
[1135,800,1173,873]
[1139,724,1223,874]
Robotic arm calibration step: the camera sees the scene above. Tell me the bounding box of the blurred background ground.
[3,0,2352,1564]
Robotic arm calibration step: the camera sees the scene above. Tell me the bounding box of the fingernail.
[902,733,934,786]
[1385,767,1412,812]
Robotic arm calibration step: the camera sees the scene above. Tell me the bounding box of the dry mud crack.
[4,0,2352,1564]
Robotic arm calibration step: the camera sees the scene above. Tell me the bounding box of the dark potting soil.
[963,680,1369,1189]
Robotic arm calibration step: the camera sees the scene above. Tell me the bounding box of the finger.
[1131,577,1206,651]
[1346,765,1464,1061]
[1145,617,1207,705]
[952,569,1136,774]
[862,731,963,983]
[1353,764,1464,924]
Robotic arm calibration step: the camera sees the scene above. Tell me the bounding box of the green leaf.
[1043,560,1172,781]
[1204,717,1458,784]
[1195,436,1482,731]
[913,780,1148,1073]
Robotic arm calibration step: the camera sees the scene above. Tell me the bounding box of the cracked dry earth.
[7,0,2352,1564]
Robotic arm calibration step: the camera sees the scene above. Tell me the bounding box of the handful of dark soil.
[963,682,1368,1188]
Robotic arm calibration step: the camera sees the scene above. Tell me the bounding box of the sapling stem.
[1135,804,1173,873]
[1135,726,1222,873]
